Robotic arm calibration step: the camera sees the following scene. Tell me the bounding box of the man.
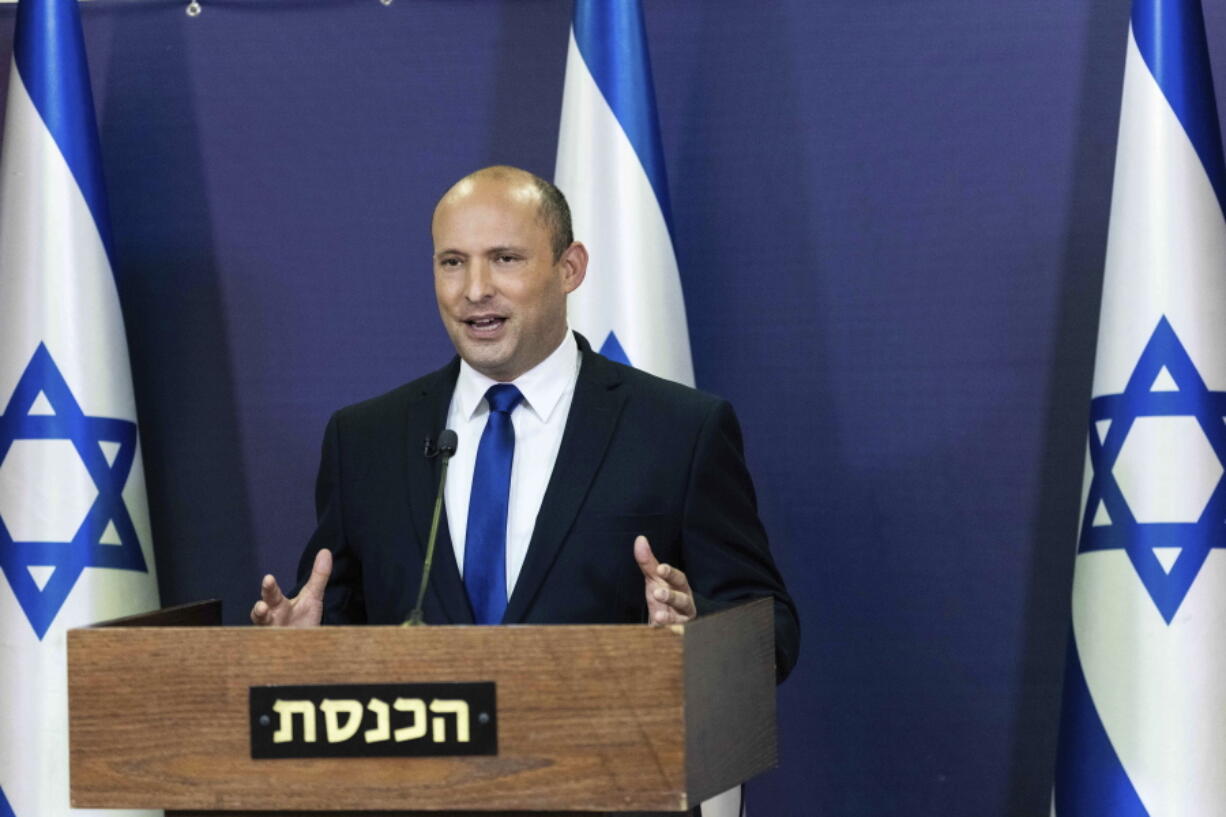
[251,166,799,685]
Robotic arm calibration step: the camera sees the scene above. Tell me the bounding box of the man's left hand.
[634,535,696,625]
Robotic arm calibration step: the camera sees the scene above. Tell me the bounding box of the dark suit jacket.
[296,333,800,682]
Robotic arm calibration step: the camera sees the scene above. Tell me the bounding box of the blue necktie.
[464,384,523,624]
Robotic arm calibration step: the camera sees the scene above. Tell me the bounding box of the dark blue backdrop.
[5,1,1225,814]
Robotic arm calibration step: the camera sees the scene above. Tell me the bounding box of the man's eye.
[438,257,462,268]
[495,254,521,264]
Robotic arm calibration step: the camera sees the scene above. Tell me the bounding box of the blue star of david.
[0,786,15,817]
[0,343,147,640]
[1080,316,1226,623]
[599,331,631,366]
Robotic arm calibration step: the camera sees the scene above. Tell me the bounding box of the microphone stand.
[404,431,456,626]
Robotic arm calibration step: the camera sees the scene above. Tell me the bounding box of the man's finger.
[652,586,680,608]
[302,549,333,598]
[654,561,690,589]
[261,574,286,607]
[633,535,659,577]
[250,600,270,625]
[653,607,682,625]
[652,585,697,615]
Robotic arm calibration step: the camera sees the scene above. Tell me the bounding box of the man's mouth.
[463,315,506,334]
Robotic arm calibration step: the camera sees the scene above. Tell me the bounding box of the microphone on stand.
[404,429,458,627]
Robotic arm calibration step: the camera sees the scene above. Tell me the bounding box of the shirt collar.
[454,329,580,422]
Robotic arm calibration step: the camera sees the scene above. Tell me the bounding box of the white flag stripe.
[0,67,137,419]
[557,30,695,388]
[1093,33,1226,398]
[1073,553,1226,814]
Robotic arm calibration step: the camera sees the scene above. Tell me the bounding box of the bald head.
[430,165,588,381]
[435,166,574,260]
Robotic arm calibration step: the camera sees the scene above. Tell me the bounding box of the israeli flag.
[1054,1,1226,815]
[0,1,161,815]
[555,0,694,388]
[556,3,743,816]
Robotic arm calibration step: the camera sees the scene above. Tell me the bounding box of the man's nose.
[463,261,494,302]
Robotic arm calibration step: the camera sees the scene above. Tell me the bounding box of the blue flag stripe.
[12,0,115,262]
[1131,0,1226,217]
[572,0,674,234]
[1055,641,1150,817]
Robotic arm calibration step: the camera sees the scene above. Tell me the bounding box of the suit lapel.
[503,342,626,623]
[402,357,474,624]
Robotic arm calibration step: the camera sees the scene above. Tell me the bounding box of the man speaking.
[250,166,799,684]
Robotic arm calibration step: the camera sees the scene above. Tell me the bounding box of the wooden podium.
[67,599,776,816]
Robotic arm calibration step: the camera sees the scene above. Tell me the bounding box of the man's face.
[432,177,585,382]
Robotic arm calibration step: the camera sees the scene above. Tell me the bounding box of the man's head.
[432,166,587,382]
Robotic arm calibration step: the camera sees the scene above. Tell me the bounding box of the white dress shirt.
[443,330,581,597]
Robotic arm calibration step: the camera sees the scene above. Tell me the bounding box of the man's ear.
[558,241,588,294]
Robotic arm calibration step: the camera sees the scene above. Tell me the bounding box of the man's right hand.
[249,549,332,627]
